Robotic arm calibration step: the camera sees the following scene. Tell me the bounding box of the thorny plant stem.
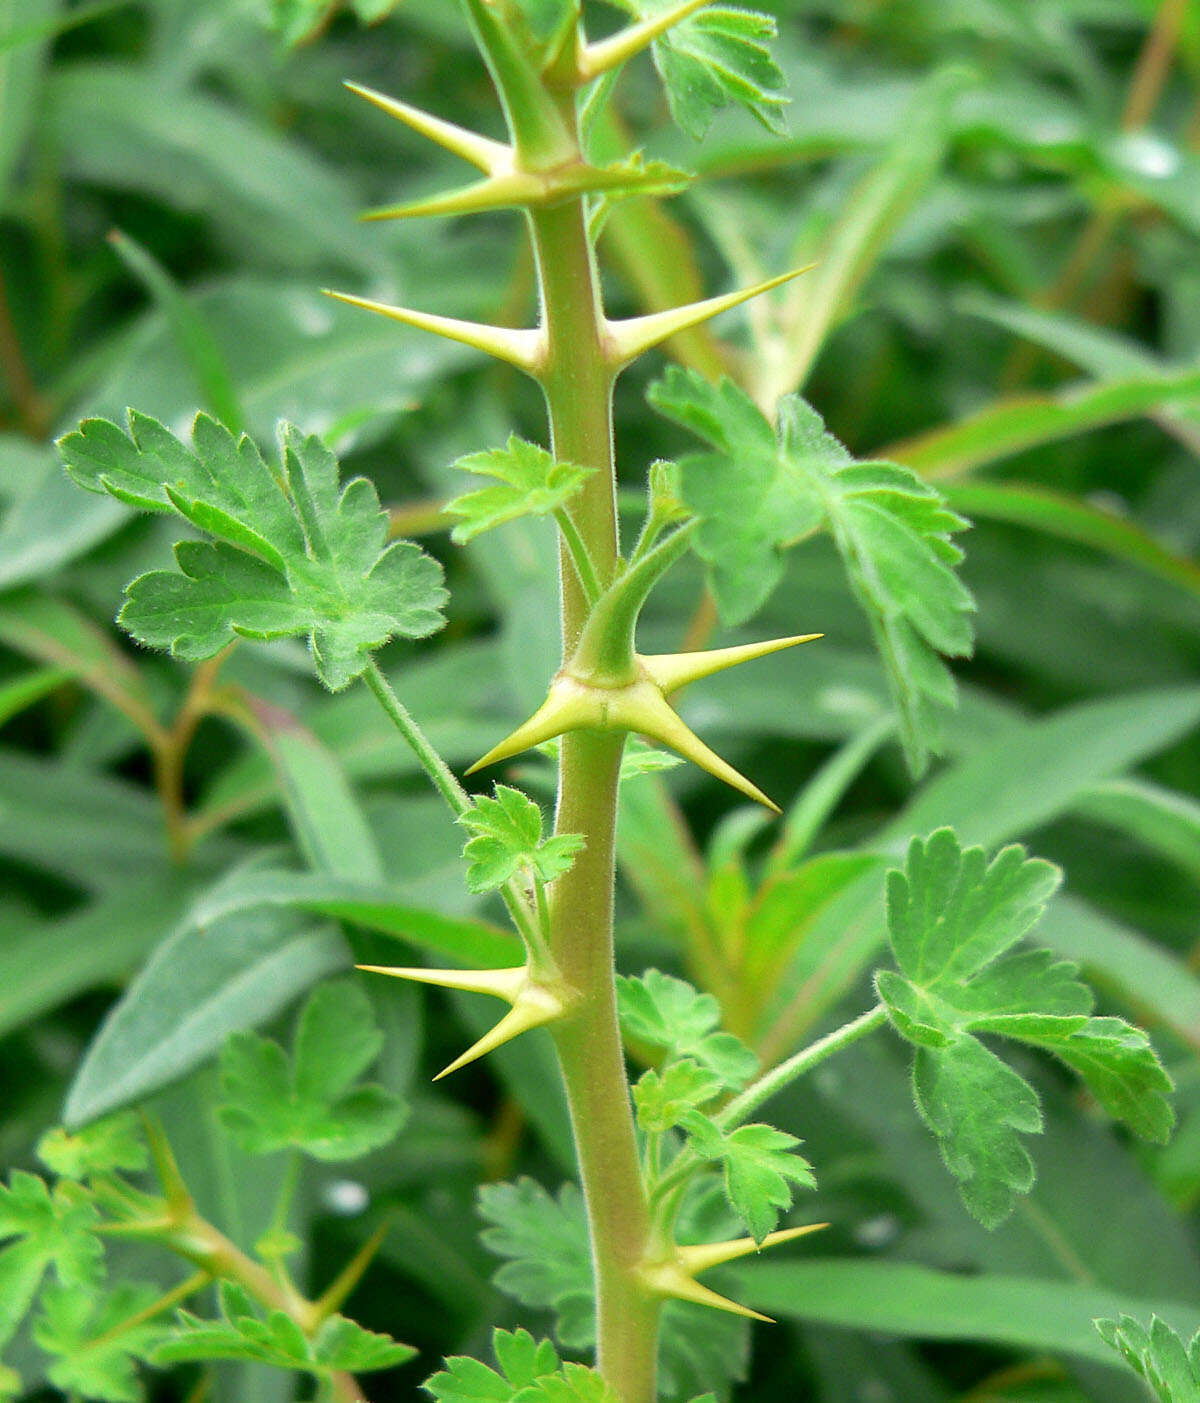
[527,113,661,1403]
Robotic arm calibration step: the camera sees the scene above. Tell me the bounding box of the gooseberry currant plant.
[0,2,1187,1402]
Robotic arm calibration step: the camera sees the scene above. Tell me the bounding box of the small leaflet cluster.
[156,1282,414,1376]
[445,435,594,544]
[0,1118,161,1401]
[0,989,418,1400]
[1097,1315,1200,1403]
[648,367,974,774]
[619,971,815,1242]
[59,413,447,691]
[460,784,585,894]
[878,828,1174,1227]
[217,979,407,1160]
[425,1326,620,1403]
[605,0,788,138]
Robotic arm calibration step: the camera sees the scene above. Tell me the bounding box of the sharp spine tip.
[323,289,543,373]
[640,633,823,695]
[342,80,508,173]
[605,266,814,368]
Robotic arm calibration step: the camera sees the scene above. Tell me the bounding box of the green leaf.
[616,969,757,1089]
[193,867,521,968]
[0,1173,103,1347]
[633,1058,723,1134]
[424,1327,561,1402]
[648,368,974,773]
[34,1282,166,1403]
[877,828,1174,1226]
[1097,1315,1200,1403]
[682,1116,816,1242]
[37,1114,147,1182]
[460,785,585,894]
[107,228,244,434]
[609,1,787,140]
[0,875,192,1042]
[253,709,384,883]
[445,436,594,544]
[65,904,350,1128]
[524,1366,621,1403]
[944,481,1200,603]
[476,1179,593,1349]
[154,1282,415,1375]
[217,978,407,1160]
[0,666,72,728]
[891,364,1200,482]
[735,1258,1200,1369]
[59,414,446,690]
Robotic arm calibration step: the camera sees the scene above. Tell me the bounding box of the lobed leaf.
[0,1173,104,1348]
[633,1058,723,1134]
[877,828,1175,1226]
[446,436,594,545]
[34,1282,166,1403]
[217,979,407,1161]
[1097,1314,1200,1403]
[154,1281,415,1375]
[616,969,757,1089]
[58,413,446,691]
[683,1116,816,1242]
[607,1,787,139]
[460,785,585,894]
[37,1114,147,1183]
[476,1179,594,1349]
[648,368,974,773]
[424,1327,561,1402]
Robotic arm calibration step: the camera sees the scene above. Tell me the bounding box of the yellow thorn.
[676,1223,828,1275]
[361,172,546,222]
[465,681,596,774]
[641,635,823,696]
[343,82,509,173]
[604,267,813,369]
[615,684,780,813]
[355,964,528,1002]
[432,985,567,1080]
[578,0,712,81]
[468,672,779,809]
[323,290,544,374]
[638,1260,774,1323]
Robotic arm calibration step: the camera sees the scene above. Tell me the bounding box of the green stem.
[362,657,547,964]
[553,507,603,607]
[528,137,661,1403]
[721,1003,888,1128]
[363,660,472,819]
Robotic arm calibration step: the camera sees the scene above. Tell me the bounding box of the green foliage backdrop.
[2,0,1200,1400]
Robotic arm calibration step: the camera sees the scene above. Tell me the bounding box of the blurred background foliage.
[2,0,1200,1399]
